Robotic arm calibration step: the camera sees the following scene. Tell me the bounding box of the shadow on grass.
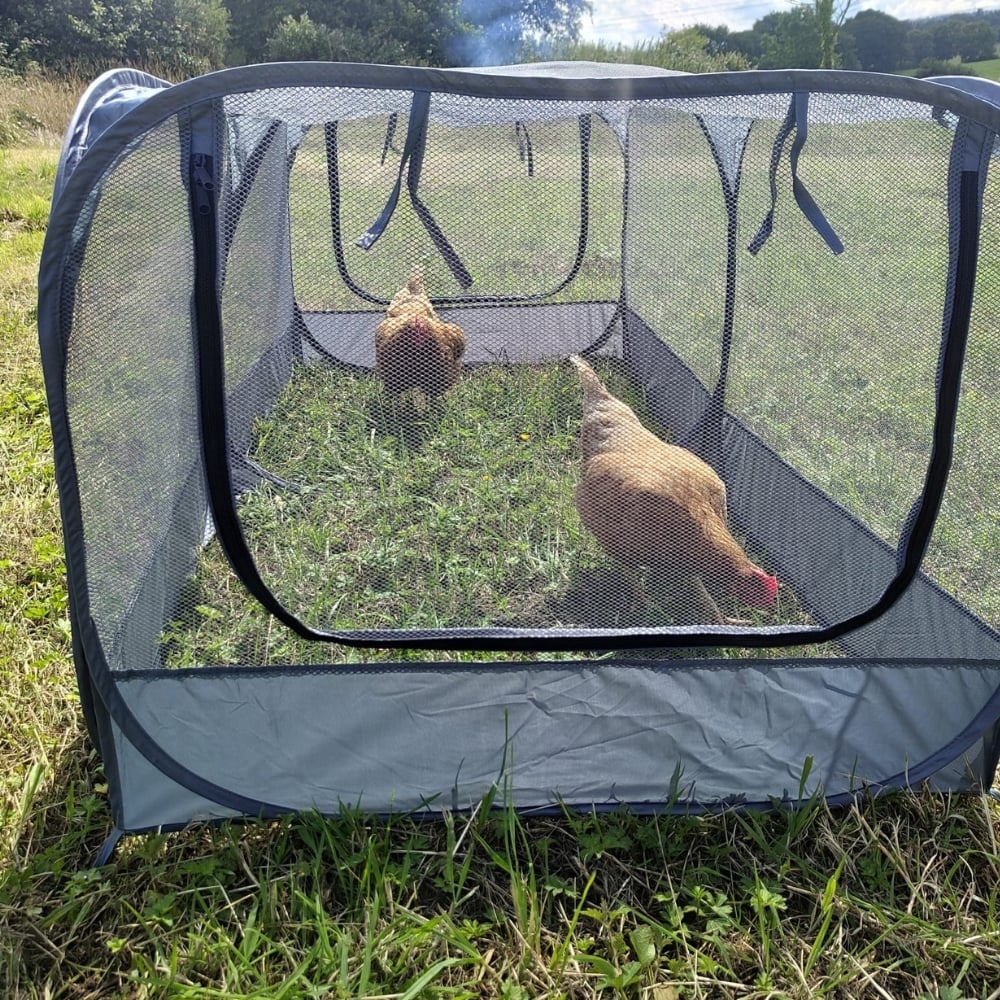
[484,561,714,660]
[365,390,448,452]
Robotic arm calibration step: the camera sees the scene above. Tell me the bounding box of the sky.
[578,0,993,45]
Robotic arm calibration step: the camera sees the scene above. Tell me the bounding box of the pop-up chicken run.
[38,63,1000,837]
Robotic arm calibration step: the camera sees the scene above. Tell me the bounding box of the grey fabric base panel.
[108,658,1000,831]
[300,301,624,370]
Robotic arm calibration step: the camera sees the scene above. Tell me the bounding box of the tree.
[551,28,749,70]
[0,0,228,74]
[956,19,997,62]
[322,0,471,65]
[450,0,592,64]
[1,0,713,72]
[264,13,353,62]
[811,0,844,68]
[688,23,738,56]
[726,29,762,63]
[225,0,298,65]
[39,0,151,67]
[640,27,750,71]
[905,27,934,66]
[932,17,965,60]
[840,9,907,72]
[143,0,229,74]
[227,0,472,66]
[755,7,823,69]
[835,27,858,69]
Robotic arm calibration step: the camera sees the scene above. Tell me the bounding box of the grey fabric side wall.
[925,723,1000,794]
[110,713,244,831]
[109,658,1000,829]
[300,302,624,370]
[624,319,1000,660]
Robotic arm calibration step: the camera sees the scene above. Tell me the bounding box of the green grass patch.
[5,776,1000,998]
[962,57,1000,81]
[160,357,822,668]
[0,147,57,232]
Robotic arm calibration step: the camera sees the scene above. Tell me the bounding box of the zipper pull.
[192,153,215,215]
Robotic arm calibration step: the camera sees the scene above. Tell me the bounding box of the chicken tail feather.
[406,267,424,295]
[568,354,612,401]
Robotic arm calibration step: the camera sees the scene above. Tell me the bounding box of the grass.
[163,359,815,667]
[0,68,85,147]
[900,57,1000,82]
[164,361,596,665]
[962,58,1000,81]
[3,70,1000,999]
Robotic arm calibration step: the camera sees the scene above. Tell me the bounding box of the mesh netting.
[56,76,1000,671]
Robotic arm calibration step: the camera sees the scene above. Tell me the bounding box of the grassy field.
[164,359,820,668]
[900,57,1000,81]
[964,58,1000,81]
[3,70,1000,999]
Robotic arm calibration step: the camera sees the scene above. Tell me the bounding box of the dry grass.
[0,70,84,147]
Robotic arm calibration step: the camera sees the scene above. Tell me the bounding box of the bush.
[913,57,979,78]
[264,13,362,63]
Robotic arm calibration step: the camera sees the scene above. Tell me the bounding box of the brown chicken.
[569,354,778,625]
[375,268,466,405]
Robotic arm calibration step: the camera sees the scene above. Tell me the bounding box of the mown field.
[966,57,1000,80]
[2,70,1000,1000]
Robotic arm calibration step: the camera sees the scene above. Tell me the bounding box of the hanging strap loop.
[748,91,844,256]
[357,90,472,288]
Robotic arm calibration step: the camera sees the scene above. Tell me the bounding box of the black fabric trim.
[93,826,124,866]
[68,586,101,748]
[111,655,1000,684]
[681,116,752,472]
[67,107,303,823]
[356,91,430,251]
[897,169,980,574]
[324,121,379,305]
[748,98,796,255]
[787,92,844,255]
[403,94,473,289]
[799,168,981,644]
[189,128,336,643]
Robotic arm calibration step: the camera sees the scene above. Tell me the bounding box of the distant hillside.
[913,9,1000,28]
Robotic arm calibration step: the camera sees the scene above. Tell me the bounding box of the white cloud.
[579,0,994,45]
